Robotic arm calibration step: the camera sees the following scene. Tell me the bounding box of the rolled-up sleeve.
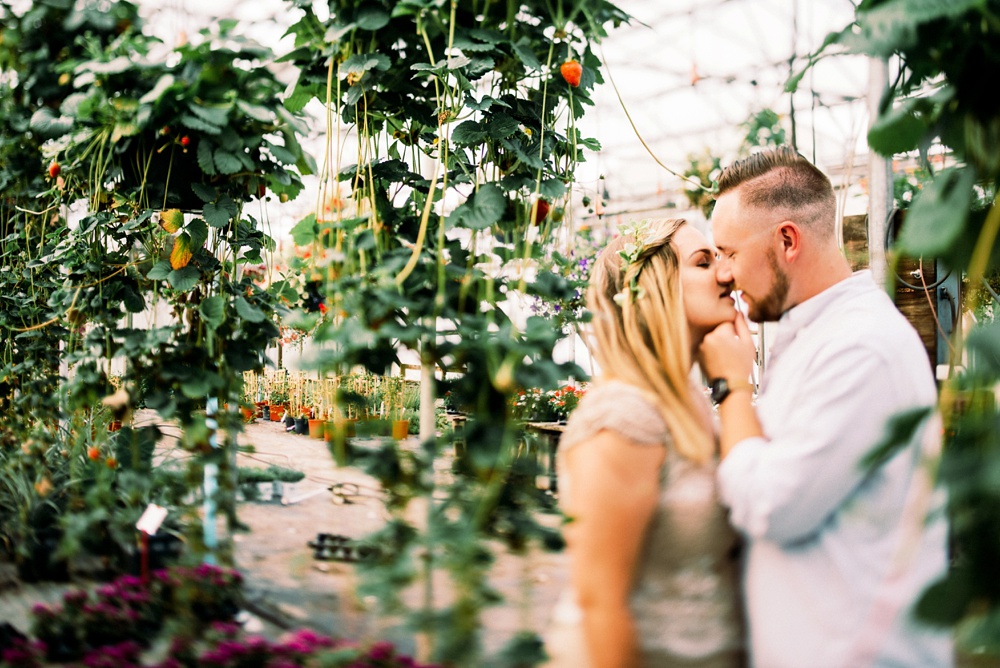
[717,343,921,545]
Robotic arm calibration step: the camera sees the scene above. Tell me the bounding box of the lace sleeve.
[560,381,671,451]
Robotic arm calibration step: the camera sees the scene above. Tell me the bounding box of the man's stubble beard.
[746,247,789,323]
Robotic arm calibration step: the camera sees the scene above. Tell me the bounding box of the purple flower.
[367,640,395,661]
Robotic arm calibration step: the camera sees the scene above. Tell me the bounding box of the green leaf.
[538,178,567,200]
[236,99,273,123]
[28,108,73,138]
[197,140,217,176]
[204,197,238,228]
[285,81,320,114]
[180,372,218,399]
[445,55,472,70]
[146,260,173,280]
[915,566,975,626]
[191,182,215,203]
[449,184,506,230]
[451,121,486,146]
[214,149,243,175]
[138,74,175,104]
[189,103,231,126]
[290,214,318,246]
[266,143,298,165]
[897,167,975,257]
[180,114,223,135]
[356,6,390,30]
[234,296,266,323]
[343,53,391,74]
[200,295,226,329]
[186,217,209,250]
[860,406,933,471]
[168,266,200,292]
[845,0,985,57]
[868,102,927,156]
[512,39,542,71]
[122,285,145,313]
[486,112,519,139]
[966,320,1000,375]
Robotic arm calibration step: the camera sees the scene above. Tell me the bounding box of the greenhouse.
[1,0,998,666]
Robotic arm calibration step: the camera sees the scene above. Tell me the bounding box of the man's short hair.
[716,146,835,216]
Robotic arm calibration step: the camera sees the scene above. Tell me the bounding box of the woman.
[545,219,745,667]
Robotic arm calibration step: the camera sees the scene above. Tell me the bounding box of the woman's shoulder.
[560,381,670,451]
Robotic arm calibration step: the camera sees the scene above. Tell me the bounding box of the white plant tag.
[136,503,168,535]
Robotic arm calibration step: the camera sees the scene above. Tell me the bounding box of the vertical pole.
[867,57,893,288]
[203,396,219,565]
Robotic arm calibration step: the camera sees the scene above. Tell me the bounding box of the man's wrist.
[709,377,755,405]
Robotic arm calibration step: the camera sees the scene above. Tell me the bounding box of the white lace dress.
[544,381,745,668]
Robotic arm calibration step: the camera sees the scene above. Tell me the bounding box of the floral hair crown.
[612,219,655,307]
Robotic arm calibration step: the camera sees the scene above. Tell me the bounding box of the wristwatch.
[709,378,754,405]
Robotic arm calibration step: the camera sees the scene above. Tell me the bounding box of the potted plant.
[268,387,288,422]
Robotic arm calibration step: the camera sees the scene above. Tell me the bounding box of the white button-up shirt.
[718,271,953,667]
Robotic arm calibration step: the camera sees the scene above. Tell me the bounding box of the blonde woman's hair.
[587,218,713,464]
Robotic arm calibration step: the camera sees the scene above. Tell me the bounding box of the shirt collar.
[779,270,873,334]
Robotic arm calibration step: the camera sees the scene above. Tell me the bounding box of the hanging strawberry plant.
[281,0,628,663]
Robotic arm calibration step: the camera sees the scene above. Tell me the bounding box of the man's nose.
[716,257,734,286]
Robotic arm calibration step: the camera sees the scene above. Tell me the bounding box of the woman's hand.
[698,312,756,384]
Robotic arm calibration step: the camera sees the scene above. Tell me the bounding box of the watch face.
[710,378,729,404]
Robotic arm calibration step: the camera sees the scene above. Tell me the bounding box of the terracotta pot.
[308,418,325,439]
[392,419,410,440]
[326,419,357,441]
[108,420,122,432]
[269,405,285,421]
[240,406,255,422]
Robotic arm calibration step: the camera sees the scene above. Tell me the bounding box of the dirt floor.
[0,412,570,665]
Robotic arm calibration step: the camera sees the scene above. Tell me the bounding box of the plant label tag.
[136,503,168,535]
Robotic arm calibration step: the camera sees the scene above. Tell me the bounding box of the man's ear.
[775,221,801,262]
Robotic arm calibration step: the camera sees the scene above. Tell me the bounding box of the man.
[699,147,952,667]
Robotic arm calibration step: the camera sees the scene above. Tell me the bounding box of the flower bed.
[0,566,433,667]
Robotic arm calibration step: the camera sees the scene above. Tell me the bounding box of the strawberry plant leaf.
[167,266,200,292]
[200,295,226,330]
[186,218,208,250]
[234,295,266,323]
[146,260,173,281]
[356,6,390,31]
[180,114,222,135]
[236,100,272,123]
[170,233,194,269]
[213,150,242,175]
[452,121,486,146]
[189,103,231,126]
[512,39,542,71]
[203,196,238,228]
[867,100,927,156]
[448,184,505,230]
[486,112,518,139]
[290,214,318,246]
[197,141,217,176]
[191,183,215,203]
[898,167,974,257]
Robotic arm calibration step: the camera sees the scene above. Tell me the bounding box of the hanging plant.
[281,0,628,664]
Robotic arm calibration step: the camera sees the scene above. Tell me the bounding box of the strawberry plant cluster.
[795,0,1000,656]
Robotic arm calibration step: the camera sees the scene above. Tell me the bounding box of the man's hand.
[699,312,756,383]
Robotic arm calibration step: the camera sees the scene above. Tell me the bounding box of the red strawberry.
[180,135,191,147]
[48,162,61,179]
[560,60,582,87]
[87,446,100,461]
[531,198,550,225]
[258,183,267,198]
